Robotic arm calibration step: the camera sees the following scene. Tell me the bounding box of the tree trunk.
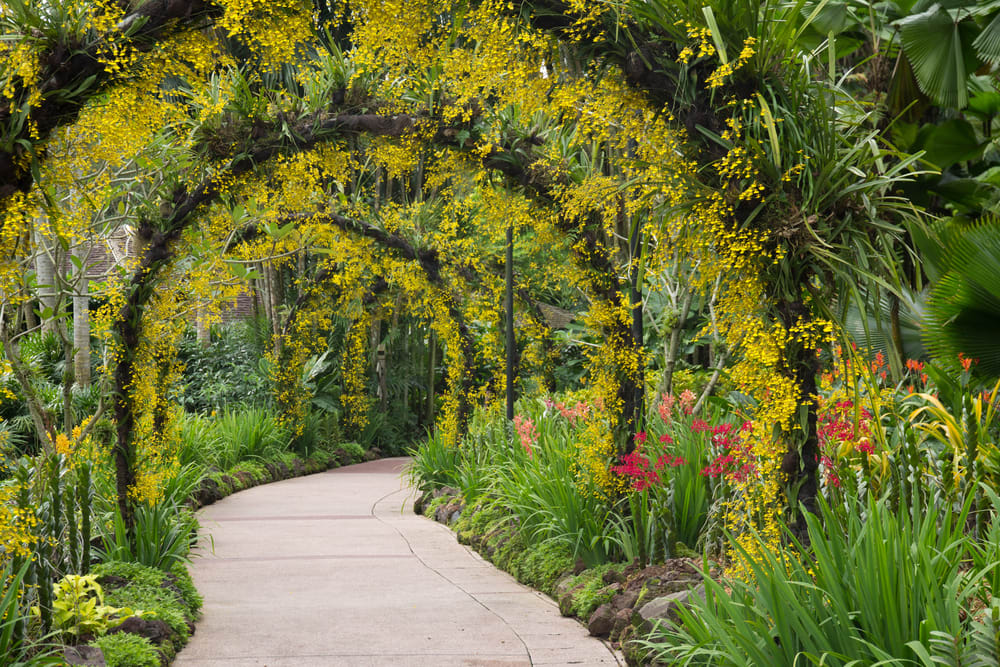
[267,262,283,357]
[34,224,58,335]
[195,307,210,347]
[505,223,515,421]
[23,300,38,332]
[426,330,436,425]
[1,328,56,450]
[778,299,821,539]
[73,244,91,387]
[662,290,693,397]
[628,221,644,443]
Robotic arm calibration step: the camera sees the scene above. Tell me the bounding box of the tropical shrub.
[639,495,990,666]
[98,501,198,572]
[175,320,273,413]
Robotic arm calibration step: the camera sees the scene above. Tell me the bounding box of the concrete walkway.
[175,457,622,666]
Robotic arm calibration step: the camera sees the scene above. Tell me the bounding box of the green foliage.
[564,563,624,619]
[158,462,205,506]
[49,574,136,639]
[453,496,506,543]
[177,407,292,471]
[421,494,450,519]
[104,582,190,642]
[509,540,574,595]
[291,408,342,459]
[917,217,1000,376]
[0,560,63,665]
[212,407,291,468]
[168,562,203,615]
[338,441,365,462]
[176,321,273,412]
[92,561,166,588]
[493,444,615,567]
[98,500,198,571]
[406,430,463,492]
[96,562,198,639]
[86,561,201,664]
[640,496,986,666]
[91,633,160,667]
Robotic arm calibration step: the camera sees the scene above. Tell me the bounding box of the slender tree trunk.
[62,337,73,433]
[252,274,264,321]
[23,301,38,332]
[662,290,693,397]
[195,307,210,347]
[34,225,58,335]
[426,330,436,425]
[1,328,56,450]
[626,225,644,448]
[73,244,91,387]
[266,262,282,357]
[402,321,410,418]
[505,223,515,421]
[777,299,821,539]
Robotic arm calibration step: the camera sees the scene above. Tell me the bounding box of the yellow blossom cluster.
[706,37,757,89]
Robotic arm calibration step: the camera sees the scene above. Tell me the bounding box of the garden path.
[174,457,623,666]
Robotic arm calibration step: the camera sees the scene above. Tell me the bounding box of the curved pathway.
[175,457,622,666]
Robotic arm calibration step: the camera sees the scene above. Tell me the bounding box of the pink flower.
[658,394,676,422]
[512,415,537,457]
[679,390,696,415]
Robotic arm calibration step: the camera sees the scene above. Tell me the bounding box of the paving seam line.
[369,485,537,665]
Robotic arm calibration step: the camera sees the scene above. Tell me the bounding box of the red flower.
[611,450,660,491]
[658,433,673,444]
[690,419,711,432]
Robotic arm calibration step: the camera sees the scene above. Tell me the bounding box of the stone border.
[414,488,711,666]
[189,446,372,509]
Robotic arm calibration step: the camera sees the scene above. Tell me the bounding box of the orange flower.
[959,352,978,372]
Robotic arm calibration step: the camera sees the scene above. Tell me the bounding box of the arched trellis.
[101,118,645,531]
[0,0,917,550]
[233,208,562,439]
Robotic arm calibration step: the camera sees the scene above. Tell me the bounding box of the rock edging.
[189,445,370,509]
[414,489,712,666]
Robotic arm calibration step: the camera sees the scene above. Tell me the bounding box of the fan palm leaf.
[922,220,1000,375]
[897,4,981,109]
